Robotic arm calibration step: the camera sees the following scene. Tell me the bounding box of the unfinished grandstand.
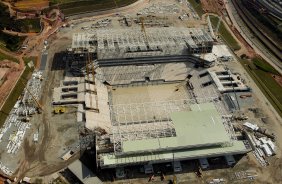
[54,27,251,171]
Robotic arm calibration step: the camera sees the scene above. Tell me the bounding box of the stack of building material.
[6,122,31,154]
[0,162,13,176]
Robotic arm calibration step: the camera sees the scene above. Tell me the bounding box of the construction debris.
[137,3,180,15]
[0,70,43,160]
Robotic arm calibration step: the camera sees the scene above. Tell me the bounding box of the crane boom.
[140,17,148,43]
[21,80,43,111]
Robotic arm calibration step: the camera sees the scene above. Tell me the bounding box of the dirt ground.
[225,60,282,184]
[201,0,224,14]
[11,35,81,181]
[14,0,49,11]
[0,60,22,108]
[272,74,282,87]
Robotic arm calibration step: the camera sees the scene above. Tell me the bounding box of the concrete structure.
[208,67,250,93]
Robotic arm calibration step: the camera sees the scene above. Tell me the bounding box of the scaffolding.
[72,27,214,59]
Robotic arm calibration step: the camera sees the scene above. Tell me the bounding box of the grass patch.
[210,15,241,51]
[187,0,204,16]
[252,57,279,75]
[17,19,41,33]
[0,64,34,126]
[55,0,137,16]
[1,3,41,33]
[239,58,282,117]
[0,51,19,63]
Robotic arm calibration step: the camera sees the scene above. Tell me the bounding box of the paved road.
[40,52,48,71]
[225,0,282,74]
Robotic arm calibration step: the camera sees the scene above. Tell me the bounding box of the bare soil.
[0,60,22,107]
[272,74,282,87]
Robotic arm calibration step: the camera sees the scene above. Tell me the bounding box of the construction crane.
[140,17,149,45]
[21,80,43,113]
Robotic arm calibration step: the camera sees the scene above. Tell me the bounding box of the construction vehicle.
[53,106,67,114]
[240,94,252,98]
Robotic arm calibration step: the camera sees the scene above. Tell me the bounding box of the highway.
[225,0,282,74]
[232,0,282,59]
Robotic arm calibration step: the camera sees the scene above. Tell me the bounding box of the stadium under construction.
[54,27,251,174]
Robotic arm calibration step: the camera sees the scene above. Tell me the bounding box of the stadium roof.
[122,103,230,154]
[100,103,250,168]
[102,141,248,167]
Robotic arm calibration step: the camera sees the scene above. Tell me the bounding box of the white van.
[173,161,182,172]
[144,164,154,174]
[224,155,236,166]
[199,158,209,169]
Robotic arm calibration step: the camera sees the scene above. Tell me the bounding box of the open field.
[240,58,282,117]
[210,15,241,51]
[14,0,49,11]
[57,0,137,16]
[0,52,19,63]
[0,65,32,126]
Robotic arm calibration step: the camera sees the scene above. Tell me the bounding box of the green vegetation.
[187,0,204,16]
[252,57,279,75]
[17,19,41,33]
[0,63,34,126]
[0,31,26,51]
[51,0,138,16]
[0,2,40,51]
[0,3,41,33]
[210,15,241,51]
[240,58,282,117]
[0,51,18,63]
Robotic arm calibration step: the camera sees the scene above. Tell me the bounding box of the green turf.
[52,0,137,16]
[187,0,204,16]
[239,58,282,117]
[0,65,33,126]
[210,15,241,51]
[252,57,279,75]
[0,51,19,63]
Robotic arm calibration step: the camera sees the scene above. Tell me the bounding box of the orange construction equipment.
[240,94,252,98]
